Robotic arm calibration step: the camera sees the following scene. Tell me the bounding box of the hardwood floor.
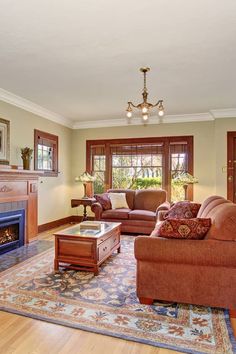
[0,225,235,354]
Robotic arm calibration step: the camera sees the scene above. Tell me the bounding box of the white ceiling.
[0,0,236,128]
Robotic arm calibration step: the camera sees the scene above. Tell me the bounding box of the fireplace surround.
[0,167,41,251]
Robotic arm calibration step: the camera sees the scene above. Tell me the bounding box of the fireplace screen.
[0,224,19,246]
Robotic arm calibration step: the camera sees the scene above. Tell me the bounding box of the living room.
[0,1,235,353]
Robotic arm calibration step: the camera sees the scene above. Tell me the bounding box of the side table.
[71,198,96,221]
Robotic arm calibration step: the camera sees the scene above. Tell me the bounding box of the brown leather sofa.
[134,195,236,311]
[91,189,170,234]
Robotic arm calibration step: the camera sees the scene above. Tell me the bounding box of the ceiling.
[0,0,236,128]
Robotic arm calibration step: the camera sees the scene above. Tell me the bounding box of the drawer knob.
[103,246,107,251]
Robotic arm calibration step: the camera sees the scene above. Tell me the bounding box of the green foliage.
[131,177,162,190]
[93,180,105,194]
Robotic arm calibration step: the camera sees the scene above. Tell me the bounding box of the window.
[34,130,58,176]
[87,136,193,201]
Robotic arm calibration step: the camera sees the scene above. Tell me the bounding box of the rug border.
[0,306,206,354]
[224,310,236,353]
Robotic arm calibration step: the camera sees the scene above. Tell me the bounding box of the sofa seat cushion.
[101,208,131,220]
[129,209,156,221]
[154,218,211,240]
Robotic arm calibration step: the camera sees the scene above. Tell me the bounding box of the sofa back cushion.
[197,195,229,218]
[107,189,135,209]
[134,189,167,212]
[197,196,236,241]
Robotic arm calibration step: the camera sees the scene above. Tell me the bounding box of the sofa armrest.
[91,202,103,220]
[134,236,236,267]
[156,201,171,213]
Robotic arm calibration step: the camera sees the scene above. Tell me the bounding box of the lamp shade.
[173,172,198,185]
[75,171,96,183]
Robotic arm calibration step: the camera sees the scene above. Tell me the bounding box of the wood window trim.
[86,136,194,201]
[34,129,59,177]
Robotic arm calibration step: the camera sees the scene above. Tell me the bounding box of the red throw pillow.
[156,218,211,240]
[94,193,111,210]
[164,201,201,219]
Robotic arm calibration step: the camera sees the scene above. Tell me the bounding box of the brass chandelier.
[126,67,164,121]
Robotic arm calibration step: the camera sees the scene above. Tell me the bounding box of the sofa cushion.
[164,201,201,219]
[101,208,131,220]
[154,218,211,240]
[134,189,167,212]
[129,209,156,221]
[109,193,129,209]
[94,193,111,210]
[108,189,135,209]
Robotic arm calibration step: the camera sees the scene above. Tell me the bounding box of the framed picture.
[0,118,10,165]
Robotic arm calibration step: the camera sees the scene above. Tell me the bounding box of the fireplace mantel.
[0,167,43,243]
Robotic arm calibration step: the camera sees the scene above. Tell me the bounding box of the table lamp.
[75,171,96,199]
[173,172,198,200]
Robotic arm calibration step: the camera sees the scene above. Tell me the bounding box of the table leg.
[94,266,99,276]
[54,259,59,271]
[83,205,88,221]
[118,246,121,253]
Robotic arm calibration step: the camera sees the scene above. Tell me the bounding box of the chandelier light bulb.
[142,114,148,121]
[158,109,164,117]
[127,111,132,118]
[142,106,148,114]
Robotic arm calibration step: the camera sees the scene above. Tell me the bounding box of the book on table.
[79,221,102,230]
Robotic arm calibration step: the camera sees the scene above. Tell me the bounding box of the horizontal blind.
[110,143,163,155]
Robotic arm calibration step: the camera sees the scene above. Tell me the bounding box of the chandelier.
[126,67,164,122]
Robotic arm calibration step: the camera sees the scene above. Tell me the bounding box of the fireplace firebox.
[0,209,25,255]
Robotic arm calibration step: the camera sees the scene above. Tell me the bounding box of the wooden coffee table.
[54,221,121,275]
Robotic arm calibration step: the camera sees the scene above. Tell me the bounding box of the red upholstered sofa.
[91,189,170,234]
[134,195,236,311]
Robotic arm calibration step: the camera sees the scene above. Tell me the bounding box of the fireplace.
[0,209,25,255]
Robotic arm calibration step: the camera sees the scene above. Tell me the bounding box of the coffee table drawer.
[58,239,94,259]
[110,232,119,248]
[98,238,110,261]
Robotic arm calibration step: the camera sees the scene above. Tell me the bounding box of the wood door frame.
[227,131,236,201]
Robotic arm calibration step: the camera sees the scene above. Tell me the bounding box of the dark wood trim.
[38,215,94,233]
[34,129,59,176]
[227,131,236,202]
[86,135,194,201]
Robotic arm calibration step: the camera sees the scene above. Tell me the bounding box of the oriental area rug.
[0,236,235,354]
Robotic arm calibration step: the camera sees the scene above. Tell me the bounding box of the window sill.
[37,170,59,177]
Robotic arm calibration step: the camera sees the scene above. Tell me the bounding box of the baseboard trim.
[38,215,94,233]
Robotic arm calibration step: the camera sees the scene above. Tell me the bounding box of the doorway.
[227,132,236,202]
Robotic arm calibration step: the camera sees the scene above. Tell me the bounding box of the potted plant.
[21,147,33,170]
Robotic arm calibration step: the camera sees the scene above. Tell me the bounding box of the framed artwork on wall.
[0,118,10,165]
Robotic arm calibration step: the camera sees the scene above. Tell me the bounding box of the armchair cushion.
[134,236,236,267]
[129,210,156,221]
[164,201,201,219]
[94,193,111,210]
[154,218,211,240]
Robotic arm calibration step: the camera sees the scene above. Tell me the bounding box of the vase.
[22,157,31,170]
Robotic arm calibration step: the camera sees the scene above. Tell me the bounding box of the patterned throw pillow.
[164,201,201,219]
[94,193,111,210]
[156,218,211,240]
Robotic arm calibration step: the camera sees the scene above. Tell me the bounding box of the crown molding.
[0,87,235,129]
[72,112,214,129]
[0,88,73,128]
[210,108,236,119]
